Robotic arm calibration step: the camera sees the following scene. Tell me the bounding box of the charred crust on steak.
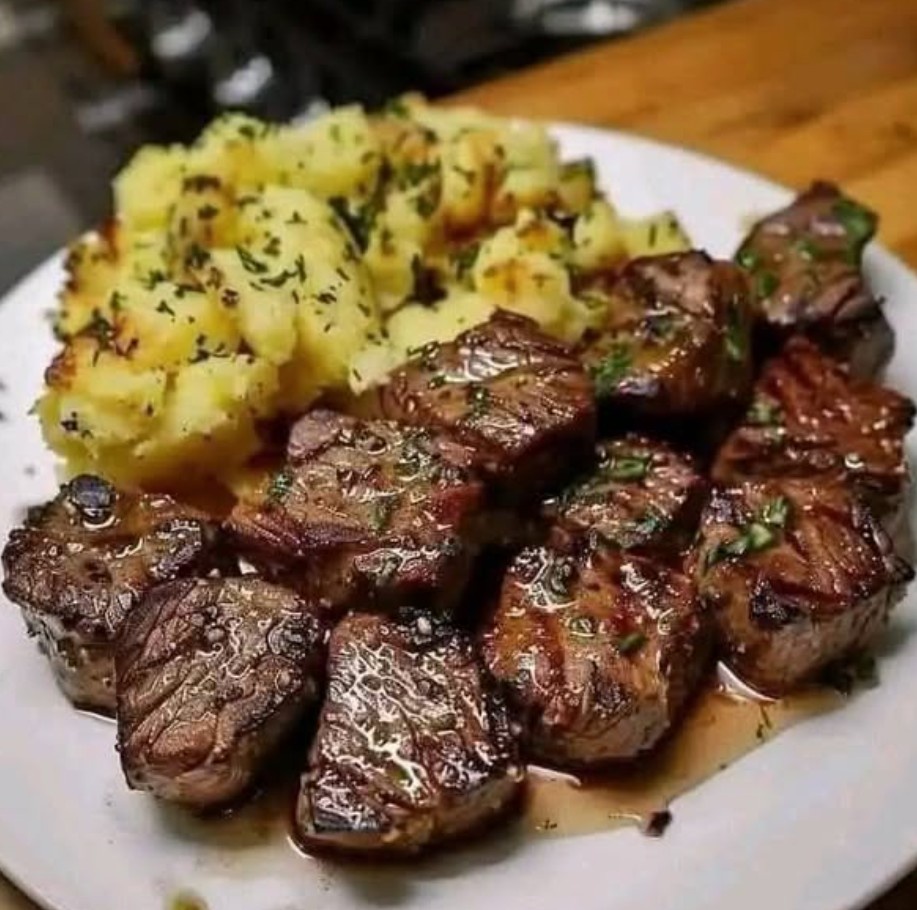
[226,410,484,613]
[694,479,913,694]
[545,434,706,561]
[116,577,329,809]
[480,541,711,767]
[735,181,888,375]
[365,310,597,501]
[713,336,914,521]
[295,609,523,855]
[578,251,755,422]
[1,476,225,711]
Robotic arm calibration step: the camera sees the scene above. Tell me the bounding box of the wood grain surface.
[3,0,917,907]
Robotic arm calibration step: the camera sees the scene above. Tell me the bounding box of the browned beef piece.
[544,434,706,562]
[295,610,523,855]
[227,410,484,613]
[480,543,710,767]
[712,337,914,522]
[117,577,328,809]
[366,310,596,502]
[578,252,754,424]
[693,479,912,696]
[1,475,224,712]
[735,181,890,376]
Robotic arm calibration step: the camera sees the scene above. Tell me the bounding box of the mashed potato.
[38,96,690,490]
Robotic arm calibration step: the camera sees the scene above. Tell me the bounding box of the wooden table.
[4,0,917,907]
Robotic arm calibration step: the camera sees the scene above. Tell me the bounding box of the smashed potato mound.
[38,96,690,490]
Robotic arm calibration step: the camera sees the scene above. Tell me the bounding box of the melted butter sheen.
[163,677,842,856]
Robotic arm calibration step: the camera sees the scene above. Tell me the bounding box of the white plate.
[1,124,916,910]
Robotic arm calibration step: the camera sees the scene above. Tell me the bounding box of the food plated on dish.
[1,96,913,867]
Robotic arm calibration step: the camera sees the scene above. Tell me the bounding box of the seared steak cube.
[694,479,912,696]
[1,475,223,712]
[736,182,889,376]
[368,310,596,501]
[227,410,484,612]
[713,337,914,522]
[544,435,706,561]
[296,610,523,855]
[579,252,754,422]
[117,577,328,809]
[481,543,710,767]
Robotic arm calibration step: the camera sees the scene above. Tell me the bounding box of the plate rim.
[0,121,916,910]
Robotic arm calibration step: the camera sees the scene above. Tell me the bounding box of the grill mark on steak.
[227,410,484,614]
[713,336,914,522]
[481,542,711,767]
[693,479,913,695]
[1,475,225,711]
[544,435,706,562]
[735,181,889,376]
[296,610,523,855]
[116,577,328,809]
[365,310,596,502]
[578,252,754,424]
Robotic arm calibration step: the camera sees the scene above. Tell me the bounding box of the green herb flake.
[755,270,779,299]
[267,468,294,503]
[453,242,481,280]
[736,248,761,272]
[589,345,632,396]
[747,397,782,427]
[616,631,648,656]
[156,300,176,317]
[761,495,790,528]
[607,454,651,483]
[705,496,792,569]
[833,197,877,248]
[725,300,747,362]
[236,246,268,275]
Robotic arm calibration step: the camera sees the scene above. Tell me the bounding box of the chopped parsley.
[616,631,647,656]
[725,300,747,362]
[590,344,632,396]
[736,247,761,272]
[267,468,294,503]
[755,270,779,299]
[236,246,268,275]
[704,495,792,570]
[833,197,877,248]
[606,453,651,482]
[747,397,782,427]
[453,242,481,280]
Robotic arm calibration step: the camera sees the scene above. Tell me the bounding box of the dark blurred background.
[0,0,721,293]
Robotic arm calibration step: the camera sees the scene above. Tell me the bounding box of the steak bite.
[296,610,523,855]
[481,543,711,767]
[117,577,328,809]
[1,475,223,712]
[578,251,754,423]
[735,181,889,376]
[544,435,706,561]
[367,310,596,501]
[694,479,912,696]
[227,410,484,613]
[713,337,914,522]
